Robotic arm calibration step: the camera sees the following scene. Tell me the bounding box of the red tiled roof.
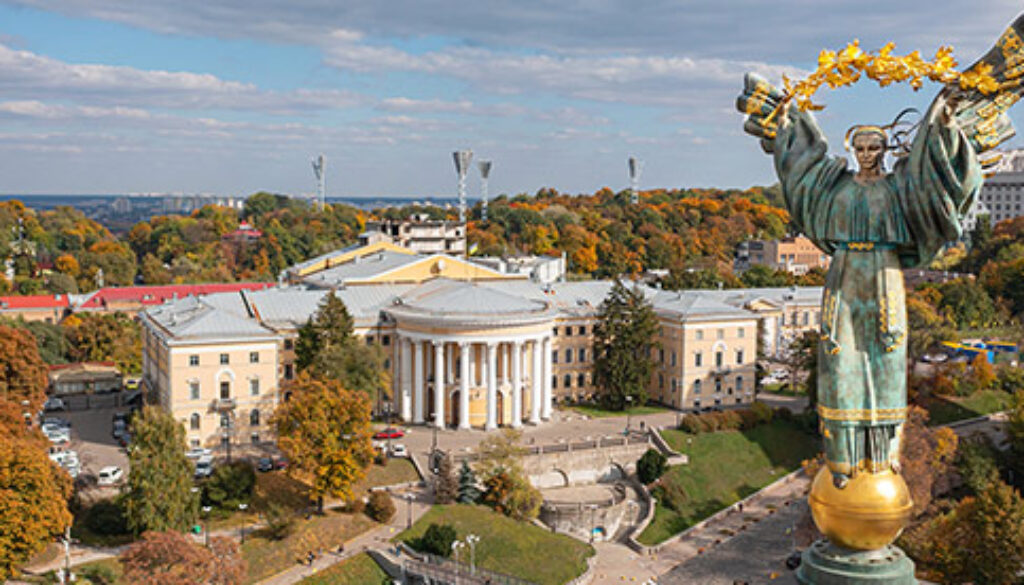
[0,294,71,310]
[78,282,275,309]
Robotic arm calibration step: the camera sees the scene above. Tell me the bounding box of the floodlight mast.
[478,160,492,222]
[312,154,325,210]
[453,150,473,223]
[628,156,642,205]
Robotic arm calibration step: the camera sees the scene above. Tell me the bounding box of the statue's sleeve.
[772,109,848,253]
[892,98,984,267]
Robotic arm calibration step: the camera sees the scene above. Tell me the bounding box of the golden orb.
[808,466,913,551]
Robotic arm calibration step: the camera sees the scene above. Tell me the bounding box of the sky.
[1,1,1023,198]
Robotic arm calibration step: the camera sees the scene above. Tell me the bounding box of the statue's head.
[848,126,888,173]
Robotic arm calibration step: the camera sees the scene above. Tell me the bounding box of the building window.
[694,379,702,394]
[736,376,744,392]
[190,439,200,448]
[366,336,374,345]
[382,335,391,346]
[250,409,260,426]
[717,329,724,340]
[565,349,573,363]
[738,328,745,338]
[802,312,810,325]
[577,373,586,388]
[220,381,230,399]
[671,378,677,392]
[659,374,664,389]
[695,352,703,367]
[284,339,294,351]
[189,381,200,400]
[578,326,586,335]
[219,353,229,365]
[565,326,573,336]
[552,350,558,364]
[715,351,724,367]
[220,413,230,428]
[553,327,558,337]
[659,349,665,363]
[563,374,572,388]
[578,348,586,362]
[696,330,704,341]
[189,355,199,367]
[552,376,558,389]
[284,364,294,380]
[250,379,259,396]
[715,378,722,394]
[251,433,260,444]
[736,350,744,364]
[384,358,391,369]
[249,351,259,364]
[190,413,200,430]
[671,351,677,367]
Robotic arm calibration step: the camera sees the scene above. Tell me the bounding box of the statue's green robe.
[774,101,983,477]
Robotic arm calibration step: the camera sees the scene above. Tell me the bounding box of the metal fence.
[400,545,538,585]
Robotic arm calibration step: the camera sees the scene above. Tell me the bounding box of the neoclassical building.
[140,240,820,448]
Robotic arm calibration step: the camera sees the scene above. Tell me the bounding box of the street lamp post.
[238,503,249,544]
[465,533,479,576]
[451,540,465,585]
[624,395,634,435]
[405,493,414,529]
[202,506,212,547]
[431,412,439,452]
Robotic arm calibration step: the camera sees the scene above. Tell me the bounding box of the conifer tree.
[434,453,458,505]
[592,280,660,409]
[456,460,481,504]
[124,406,198,534]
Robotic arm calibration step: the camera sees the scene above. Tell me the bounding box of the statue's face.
[852,133,885,173]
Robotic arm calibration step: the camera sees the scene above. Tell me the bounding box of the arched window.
[565,348,573,363]
[190,413,200,430]
[250,409,260,426]
[693,379,702,394]
[563,374,572,388]
[736,376,744,392]
[577,373,586,388]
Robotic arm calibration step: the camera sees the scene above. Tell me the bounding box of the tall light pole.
[312,154,326,210]
[453,150,473,223]
[452,540,465,585]
[465,533,479,575]
[628,156,642,205]
[477,160,492,222]
[202,505,212,547]
[238,503,249,544]
[405,493,414,529]
[625,395,634,435]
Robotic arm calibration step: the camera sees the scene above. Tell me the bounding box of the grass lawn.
[73,558,123,584]
[297,553,389,585]
[638,419,818,545]
[241,509,377,583]
[924,389,1013,425]
[353,458,420,494]
[570,404,669,418]
[396,505,593,585]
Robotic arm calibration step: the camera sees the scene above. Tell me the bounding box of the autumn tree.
[0,324,49,413]
[124,406,198,534]
[899,407,958,517]
[0,437,72,580]
[473,429,541,520]
[592,280,660,409]
[271,373,374,513]
[62,312,142,374]
[968,353,996,391]
[120,531,244,585]
[434,453,458,505]
[905,293,955,366]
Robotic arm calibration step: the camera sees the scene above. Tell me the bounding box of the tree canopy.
[123,406,198,534]
[120,531,244,585]
[592,280,660,409]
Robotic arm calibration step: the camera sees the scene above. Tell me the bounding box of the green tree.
[906,293,956,365]
[434,453,458,505]
[124,406,198,534]
[937,278,999,329]
[295,292,354,371]
[457,460,481,504]
[592,280,660,409]
[416,523,457,557]
[739,264,795,287]
[63,313,142,374]
[472,429,541,520]
[636,448,668,484]
[271,373,374,513]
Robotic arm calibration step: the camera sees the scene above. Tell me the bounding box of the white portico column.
[486,342,498,430]
[433,341,445,428]
[400,336,412,421]
[512,340,523,428]
[542,336,553,420]
[530,339,542,424]
[459,342,470,430]
[413,340,424,424]
[446,345,454,384]
[469,343,476,385]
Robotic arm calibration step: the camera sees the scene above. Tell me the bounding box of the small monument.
[737,13,1024,584]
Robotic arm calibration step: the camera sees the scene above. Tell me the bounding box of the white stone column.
[542,336,553,420]
[433,341,445,428]
[486,342,498,430]
[413,340,424,424]
[480,344,488,389]
[446,344,454,384]
[469,343,476,386]
[512,340,523,428]
[400,336,412,421]
[530,338,542,424]
[459,342,470,430]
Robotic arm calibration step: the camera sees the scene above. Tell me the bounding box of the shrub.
[653,474,688,512]
[737,408,760,430]
[720,410,743,430]
[85,499,129,536]
[78,562,118,585]
[636,449,668,484]
[366,491,396,523]
[774,406,793,421]
[202,461,256,510]
[346,497,366,515]
[416,523,457,557]
[262,502,294,540]
[679,414,702,434]
[750,401,774,424]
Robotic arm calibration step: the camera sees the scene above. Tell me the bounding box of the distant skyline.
[1,1,1023,197]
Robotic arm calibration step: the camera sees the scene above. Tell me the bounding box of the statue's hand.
[737,73,786,144]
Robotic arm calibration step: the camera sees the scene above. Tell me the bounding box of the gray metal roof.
[145,294,276,341]
[288,241,362,274]
[301,250,421,287]
[652,290,757,322]
[397,278,547,315]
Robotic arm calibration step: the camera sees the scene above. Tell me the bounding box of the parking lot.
[48,404,131,496]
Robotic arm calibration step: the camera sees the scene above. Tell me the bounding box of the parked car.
[257,457,275,472]
[786,550,803,570]
[43,417,71,429]
[43,397,65,412]
[123,377,141,391]
[194,455,214,479]
[112,419,128,441]
[389,443,408,458]
[97,466,124,486]
[117,433,132,448]
[186,447,213,460]
[373,427,405,440]
[43,425,71,444]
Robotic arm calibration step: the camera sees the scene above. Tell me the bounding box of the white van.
[97,466,124,486]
